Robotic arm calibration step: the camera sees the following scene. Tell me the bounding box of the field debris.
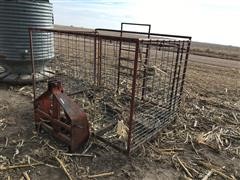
[116,120,129,141]
[0,50,240,179]
[55,156,73,180]
[87,171,114,178]
[22,171,31,180]
[143,61,240,179]
[175,156,193,178]
[0,162,43,171]
[201,170,213,180]
[17,86,33,98]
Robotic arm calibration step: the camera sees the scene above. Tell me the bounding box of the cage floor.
[34,73,178,151]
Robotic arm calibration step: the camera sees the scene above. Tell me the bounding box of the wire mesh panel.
[87,35,140,153]
[30,29,97,98]
[30,27,191,154]
[130,39,190,151]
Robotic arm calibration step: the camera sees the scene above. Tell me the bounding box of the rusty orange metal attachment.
[34,79,90,152]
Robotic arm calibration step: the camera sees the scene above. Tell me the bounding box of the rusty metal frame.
[29,26,191,155]
[119,23,151,101]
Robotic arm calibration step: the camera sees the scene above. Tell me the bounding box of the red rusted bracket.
[34,79,90,152]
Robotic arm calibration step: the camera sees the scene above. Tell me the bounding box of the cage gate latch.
[34,79,90,152]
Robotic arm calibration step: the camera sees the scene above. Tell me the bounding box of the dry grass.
[0,56,240,179]
[190,41,240,61]
[144,60,240,179]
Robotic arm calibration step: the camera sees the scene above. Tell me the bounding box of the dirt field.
[0,49,240,179]
[190,41,240,61]
[190,54,240,68]
[54,25,240,61]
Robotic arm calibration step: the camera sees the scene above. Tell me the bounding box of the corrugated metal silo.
[0,0,54,83]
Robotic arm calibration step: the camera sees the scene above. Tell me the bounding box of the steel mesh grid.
[31,30,96,98]
[130,40,190,151]
[30,28,191,154]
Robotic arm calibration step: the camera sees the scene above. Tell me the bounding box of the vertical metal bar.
[97,36,100,86]
[66,33,70,89]
[98,37,102,86]
[94,34,97,85]
[170,44,180,111]
[121,23,124,33]
[148,25,151,37]
[141,40,151,99]
[117,24,123,91]
[75,34,78,79]
[82,34,86,79]
[179,40,191,100]
[127,41,139,154]
[29,29,36,102]
[29,29,38,131]
[166,41,174,105]
[173,41,184,110]
[143,25,151,99]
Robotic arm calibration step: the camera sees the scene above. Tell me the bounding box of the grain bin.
[0,0,54,84]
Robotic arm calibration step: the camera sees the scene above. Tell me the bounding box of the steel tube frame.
[29,27,191,155]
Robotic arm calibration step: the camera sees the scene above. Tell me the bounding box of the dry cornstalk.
[222,134,240,140]
[88,172,114,178]
[211,169,236,180]
[232,112,239,122]
[176,156,193,178]
[190,136,199,155]
[149,143,183,154]
[151,65,168,75]
[5,137,8,147]
[45,141,61,152]
[0,162,43,171]
[159,148,184,152]
[198,161,236,180]
[179,176,193,180]
[195,133,217,151]
[28,156,58,169]
[55,156,73,180]
[62,152,95,158]
[201,170,213,180]
[184,163,199,175]
[23,171,31,180]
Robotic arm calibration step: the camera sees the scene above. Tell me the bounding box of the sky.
[52,0,240,46]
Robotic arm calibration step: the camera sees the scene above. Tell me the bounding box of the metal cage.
[29,23,191,154]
